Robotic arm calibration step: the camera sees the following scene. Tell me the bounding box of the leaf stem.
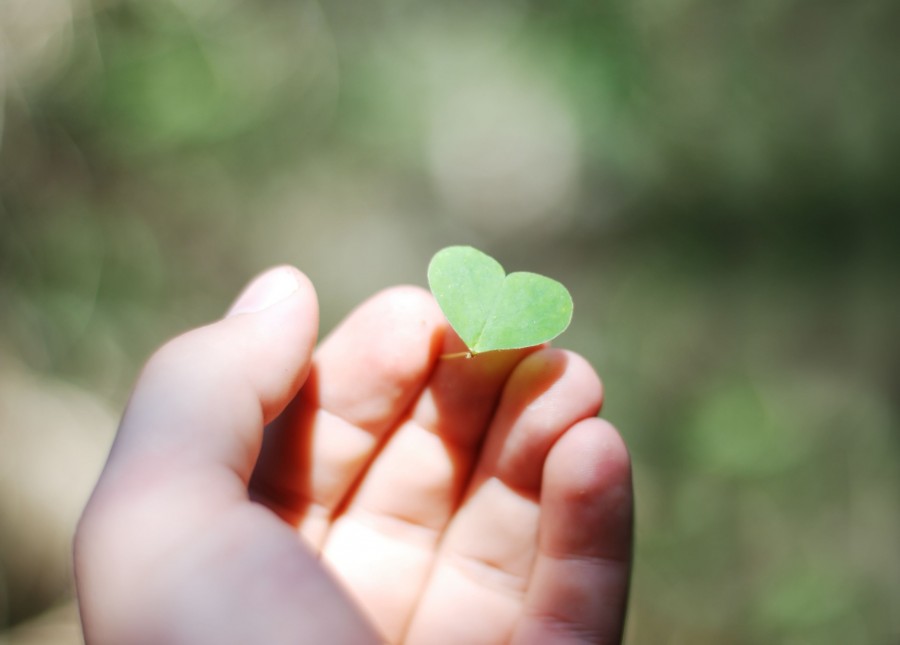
[440,350,473,360]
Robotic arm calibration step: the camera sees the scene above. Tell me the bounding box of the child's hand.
[75,266,633,644]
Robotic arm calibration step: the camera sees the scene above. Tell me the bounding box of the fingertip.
[543,417,633,561]
[373,283,440,308]
[378,284,446,343]
[547,418,632,509]
[219,265,320,413]
[360,283,445,337]
[322,284,445,354]
[563,350,605,412]
[226,265,313,318]
[114,266,321,480]
[312,284,446,431]
[510,348,604,412]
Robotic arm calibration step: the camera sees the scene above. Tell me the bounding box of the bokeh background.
[1,0,898,643]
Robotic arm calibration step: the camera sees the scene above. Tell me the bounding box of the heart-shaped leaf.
[427,246,573,355]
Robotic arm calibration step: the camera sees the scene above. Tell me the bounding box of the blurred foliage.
[1,0,898,642]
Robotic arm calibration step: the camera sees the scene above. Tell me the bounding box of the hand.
[75,266,633,644]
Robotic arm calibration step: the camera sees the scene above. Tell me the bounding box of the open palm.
[75,267,632,644]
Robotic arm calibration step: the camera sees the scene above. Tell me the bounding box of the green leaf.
[427,246,573,355]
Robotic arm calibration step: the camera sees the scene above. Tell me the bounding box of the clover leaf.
[427,246,573,356]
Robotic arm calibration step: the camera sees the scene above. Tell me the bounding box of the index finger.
[250,286,446,546]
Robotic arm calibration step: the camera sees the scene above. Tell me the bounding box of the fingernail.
[227,267,300,316]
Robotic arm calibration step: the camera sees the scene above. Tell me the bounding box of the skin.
[74,265,633,644]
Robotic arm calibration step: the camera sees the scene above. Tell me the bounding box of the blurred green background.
[1,0,898,643]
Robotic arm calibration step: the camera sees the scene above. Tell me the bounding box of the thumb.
[75,269,384,645]
[103,265,319,493]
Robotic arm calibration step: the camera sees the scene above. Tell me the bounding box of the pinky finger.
[513,418,633,645]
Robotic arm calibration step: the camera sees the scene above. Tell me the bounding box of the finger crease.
[348,506,443,549]
[250,479,329,526]
[446,550,529,598]
[526,610,610,644]
[540,549,631,570]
